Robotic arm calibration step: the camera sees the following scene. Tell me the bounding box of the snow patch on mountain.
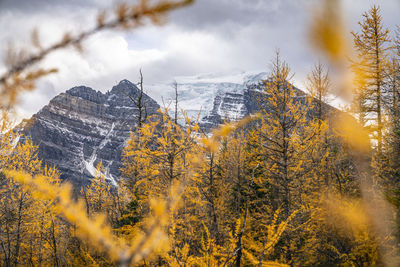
[83,123,117,185]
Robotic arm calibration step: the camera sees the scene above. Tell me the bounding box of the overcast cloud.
[0,0,399,118]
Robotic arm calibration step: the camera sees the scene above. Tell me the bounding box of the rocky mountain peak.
[20,80,160,186]
[109,79,139,96]
[65,86,105,104]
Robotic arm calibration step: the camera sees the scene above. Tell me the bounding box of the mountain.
[19,80,160,186]
[18,72,339,185]
[146,71,267,130]
[147,71,318,132]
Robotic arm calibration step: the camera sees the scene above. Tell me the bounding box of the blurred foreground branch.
[4,170,184,266]
[0,0,193,108]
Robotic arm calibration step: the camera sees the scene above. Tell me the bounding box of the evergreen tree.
[249,51,320,218]
[351,5,391,155]
[306,61,331,122]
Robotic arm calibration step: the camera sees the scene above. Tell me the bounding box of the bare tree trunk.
[127,69,148,128]
[173,81,178,127]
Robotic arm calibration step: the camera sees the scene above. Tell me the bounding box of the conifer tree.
[384,29,400,210]
[306,61,331,122]
[245,52,323,264]
[121,107,202,264]
[0,118,67,266]
[249,51,319,218]
[196,137,225,244]
[351,5,391,155]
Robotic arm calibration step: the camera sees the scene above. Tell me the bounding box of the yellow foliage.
[4,169,180,265]
[2,0,400,265]
[333,113,371,153]
[323,194,370,237]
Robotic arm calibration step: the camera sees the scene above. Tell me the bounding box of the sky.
[0,0,399,119]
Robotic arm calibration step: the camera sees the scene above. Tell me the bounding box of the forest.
[1,0,400,266]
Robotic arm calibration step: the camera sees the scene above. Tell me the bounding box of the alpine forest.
[1,0,400,266]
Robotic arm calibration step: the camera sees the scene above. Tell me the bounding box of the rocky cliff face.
[20,80,160,186]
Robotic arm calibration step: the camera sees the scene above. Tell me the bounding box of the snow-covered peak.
[146,71,269,124]
[173,70,268,85]
[243,72,269,85]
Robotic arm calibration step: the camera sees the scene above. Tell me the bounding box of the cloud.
[16,31,168,114]
[0,0,398,119]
